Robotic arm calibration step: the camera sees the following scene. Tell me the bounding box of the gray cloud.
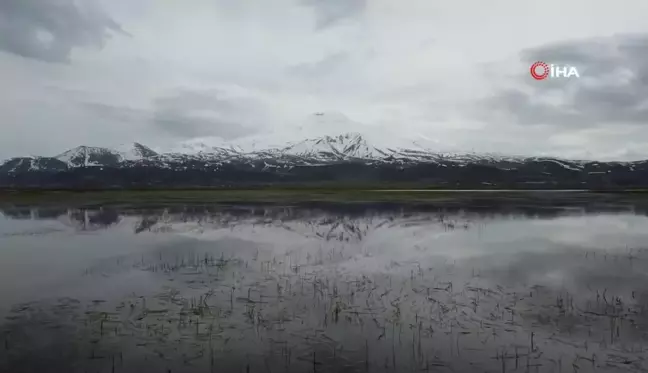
[302,0,366,29]
[288,52,350,78]
[283,51,372,96]
[80,90,267,144]
[0,0,125,63]
[152,90,263,140]
[483,34,648,128]
[2,0,648,161]
[82,102,148,124]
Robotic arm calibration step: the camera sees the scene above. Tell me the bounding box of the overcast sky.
[2,0,648,161]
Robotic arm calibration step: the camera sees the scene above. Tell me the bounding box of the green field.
[0,189,466,206]
[1,188,648,208]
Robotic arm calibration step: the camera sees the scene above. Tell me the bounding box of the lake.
[1,198,648,372]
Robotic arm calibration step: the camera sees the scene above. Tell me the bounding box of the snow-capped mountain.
[0,133,623,170]
[55,146,122,167]
[162,132,534,165]
[2,133,648,189]
[169,139,247,159]
[164,111,460,163]
[279,133,385,160]
[54,143,159,167]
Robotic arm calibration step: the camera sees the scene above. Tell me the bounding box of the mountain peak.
[169,138,245,157]
[55,143,157,167]
[56,146,120,167]
[322,132,363,141]
[118,142,158,160]
[281,132,381,160]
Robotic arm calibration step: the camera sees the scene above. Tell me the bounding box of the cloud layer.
[485,34,648,128]
[302,0,366,29]
[0,0,125,63]
[152,89,266,140]
[1,0,648,161]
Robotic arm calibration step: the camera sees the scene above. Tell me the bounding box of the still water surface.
[1,202,648,372]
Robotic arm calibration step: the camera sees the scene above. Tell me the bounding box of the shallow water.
[1,202,648,372]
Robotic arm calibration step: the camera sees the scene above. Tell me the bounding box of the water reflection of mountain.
[0,207,70,220]
[4,203,648,372]
[0,202,631,239]
[0,207,122,231]
[67,209,121,230]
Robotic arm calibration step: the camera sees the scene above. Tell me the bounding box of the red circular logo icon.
[530,61,549,80]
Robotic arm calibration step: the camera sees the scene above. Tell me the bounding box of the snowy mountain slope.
[279,133,384,160]
[51,143,159,168]
[116,142,158,161]
[165,131,529,166]
[55,146,122,167]
[1,109,639,183]
[1,133,615,173]
[4,128,648,190]
[170,138,245,157]
[0,156,67,174]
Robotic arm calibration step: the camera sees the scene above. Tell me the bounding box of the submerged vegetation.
[2,200,648,371]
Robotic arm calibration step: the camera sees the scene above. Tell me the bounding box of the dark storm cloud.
[152,90,262,140]
[484,34,648,127]
[0,0,125,63]
[302,0,366,29]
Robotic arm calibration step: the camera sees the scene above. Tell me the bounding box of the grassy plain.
[0,188,647,208]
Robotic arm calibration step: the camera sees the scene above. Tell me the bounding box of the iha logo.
[530,61,580,80]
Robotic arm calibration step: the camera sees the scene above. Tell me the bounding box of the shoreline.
[2,189,648,208]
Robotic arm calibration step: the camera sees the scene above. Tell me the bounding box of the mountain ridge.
[1,134,647,189]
